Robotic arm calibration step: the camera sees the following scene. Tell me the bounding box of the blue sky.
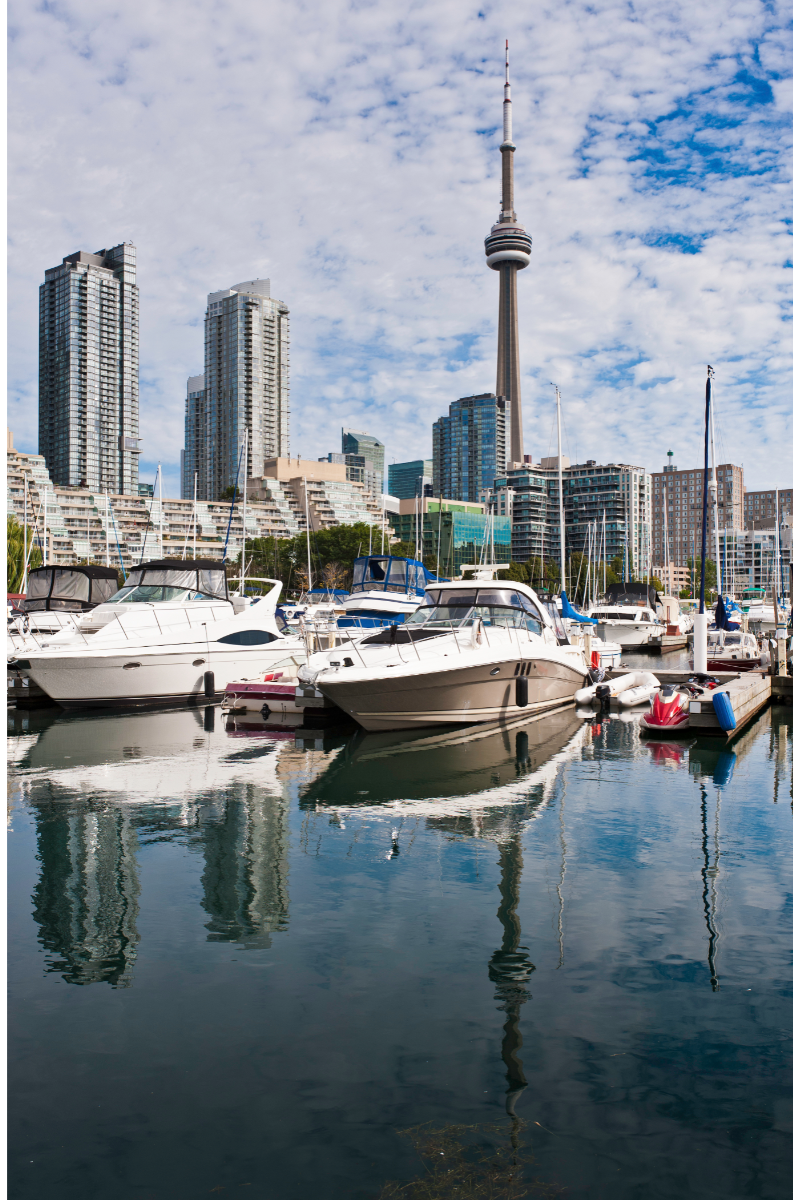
[7,0,792,498]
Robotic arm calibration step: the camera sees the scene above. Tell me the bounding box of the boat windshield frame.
[103,584,222,605]
[405,602,544,634]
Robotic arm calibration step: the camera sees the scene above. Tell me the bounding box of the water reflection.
[32,803,140,987]
[201,786,290,949]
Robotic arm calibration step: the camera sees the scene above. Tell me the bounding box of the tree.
[7,516,42,593]
[219,485,238,501]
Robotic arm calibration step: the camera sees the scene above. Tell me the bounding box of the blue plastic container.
[712,690,736,732]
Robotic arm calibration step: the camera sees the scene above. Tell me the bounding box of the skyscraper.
[484,44,531,468]
[39,243,140,495]
[182,373,206,499]
[387,459,433,500]
[341,429,384,497]
[198,278,289,501]
[432,393,506,503]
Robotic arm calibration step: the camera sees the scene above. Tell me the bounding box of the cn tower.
[484,42,532,468]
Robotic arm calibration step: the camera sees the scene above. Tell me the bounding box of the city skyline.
[9,7,791,499]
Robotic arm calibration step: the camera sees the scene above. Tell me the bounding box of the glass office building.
[432,394,506,504]
[389,498,511,575]
[342,430,384,497]
[38,243,140,495]
[387,459,433,500]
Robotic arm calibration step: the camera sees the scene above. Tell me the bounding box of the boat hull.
[594,622,662,648]
[317,655,585,731]
[18,642,306,709]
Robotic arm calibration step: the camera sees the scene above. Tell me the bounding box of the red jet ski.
[639,677,719,734]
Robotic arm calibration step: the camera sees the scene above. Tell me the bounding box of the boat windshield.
[724,635,742,646]
[104,585,215,604]
[406,602,543,634]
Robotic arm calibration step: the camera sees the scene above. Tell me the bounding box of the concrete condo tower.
[484,42,532,468]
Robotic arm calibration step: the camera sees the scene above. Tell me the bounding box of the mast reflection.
[488,834,534,1114]
[32,805,140,987]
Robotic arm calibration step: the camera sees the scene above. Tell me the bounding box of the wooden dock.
[610,667,791,740]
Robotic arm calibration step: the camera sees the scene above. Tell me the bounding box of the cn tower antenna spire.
[484,40,531,469]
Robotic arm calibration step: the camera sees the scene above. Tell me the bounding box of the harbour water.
[8,693,791,1199]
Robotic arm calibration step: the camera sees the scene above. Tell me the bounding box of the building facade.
[387,459,433,500]
[433,394,507,504]
[39,243,139,496]
[651,460,744,571]
[482,457,652,577]
[341,430,384,497]
[388,497,511,575]
[194,279,289,502]
[743,488,793,529]
[182,373,207,498]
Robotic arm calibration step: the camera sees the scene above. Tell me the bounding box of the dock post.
[583,628,593,671]
[776,627,788,676]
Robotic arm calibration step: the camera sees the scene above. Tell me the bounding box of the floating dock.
[610,667,790,740]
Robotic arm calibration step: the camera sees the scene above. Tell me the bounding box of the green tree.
[7,516,43,593]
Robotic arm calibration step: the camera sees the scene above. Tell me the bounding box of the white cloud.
[7,0,791,500]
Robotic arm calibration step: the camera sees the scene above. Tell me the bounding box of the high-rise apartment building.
[387,459,433,500]
[652,459,744,569]
[182,374,206,498]
[189,279,289,501]
[39,243,139,495]
[432,394,507,503]
[341,430,384,497]
[743,488,793,528]
[482,457,652,576]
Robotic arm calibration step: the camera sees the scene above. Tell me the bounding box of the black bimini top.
[605,582,661,607]
[24,565,120,612]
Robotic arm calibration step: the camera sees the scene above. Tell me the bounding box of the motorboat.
[297,570,588,732]
[10,575,311,710]
[698,629,768,672]
[586,582,664,649]
[337,555,436,628]
[7,565,119,654]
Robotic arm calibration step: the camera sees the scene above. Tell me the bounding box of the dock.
[610,667,791,740]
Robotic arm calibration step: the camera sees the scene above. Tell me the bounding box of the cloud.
[8,0,791,499]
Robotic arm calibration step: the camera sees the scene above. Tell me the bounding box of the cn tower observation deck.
[484,42,532,469]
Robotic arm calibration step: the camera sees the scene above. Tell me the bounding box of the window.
[217,630,277,645]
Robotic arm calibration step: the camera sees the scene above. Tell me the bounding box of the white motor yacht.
[298,573,588,732]
[11,564,309,709]
[587,583,664,649]
[696,629,768,673]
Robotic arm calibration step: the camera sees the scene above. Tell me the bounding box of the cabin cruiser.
[298,572,588,732]
[337,555,435,628]
[696,630,768,672]
[10,574,309,709]
[7,565,119,654]
[587,583,664,649]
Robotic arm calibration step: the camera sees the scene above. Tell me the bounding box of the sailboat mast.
[555,386,566,593]
[303,478,313,592]
[240,430,248,596]
[695,367,713,672]
[774,487,782,601]
[709,377,721,597]
[157,463,163,560]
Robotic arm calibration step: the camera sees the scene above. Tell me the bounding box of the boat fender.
[712,690,736,732]
[204,670,215,698]
[260,703,271,720]
[515,675,528,708]
[203,706,215,733]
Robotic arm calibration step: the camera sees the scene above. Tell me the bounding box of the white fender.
[574,670,659,705]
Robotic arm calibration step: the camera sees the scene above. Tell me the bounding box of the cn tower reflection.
[488,833,535,1114]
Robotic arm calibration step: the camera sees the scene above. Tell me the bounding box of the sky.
[8,0,792,499]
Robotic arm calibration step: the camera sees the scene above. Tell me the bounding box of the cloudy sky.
[8,0,792,497]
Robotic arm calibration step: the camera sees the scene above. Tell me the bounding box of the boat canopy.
[603,582,661,609]
[351,555,434,597]
[24,565,119,612]
[124,559,229,600]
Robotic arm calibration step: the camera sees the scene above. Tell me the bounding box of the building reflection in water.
[32,804,141,988]
[200,783,290,950]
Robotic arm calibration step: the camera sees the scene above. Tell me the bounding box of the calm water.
[7,695,792,1200]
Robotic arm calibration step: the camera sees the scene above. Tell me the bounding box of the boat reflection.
[299,704,584,810]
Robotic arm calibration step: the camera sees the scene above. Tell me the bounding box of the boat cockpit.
[103,560,229,606]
